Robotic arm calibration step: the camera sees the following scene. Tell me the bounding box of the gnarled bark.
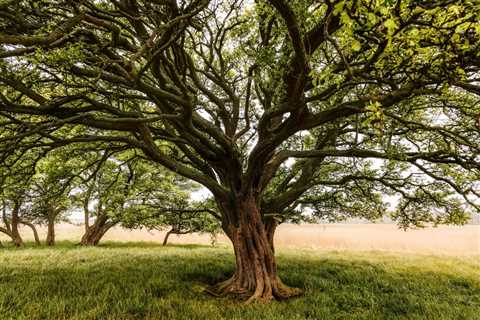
[207,193,301,303]
[80,214,116,246]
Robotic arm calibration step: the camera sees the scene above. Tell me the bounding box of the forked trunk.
[80,227,105,246]
[207,193,301,303]
[46,219,55,246]
[80,215,115,246]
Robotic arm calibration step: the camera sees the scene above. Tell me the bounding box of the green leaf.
[333,1,345,16]
[351,39,361,52]
[384,18,397,35]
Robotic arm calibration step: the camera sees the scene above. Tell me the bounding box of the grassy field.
[0,242,479,320]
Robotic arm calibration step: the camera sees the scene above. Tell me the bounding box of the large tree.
[0,0,479,301]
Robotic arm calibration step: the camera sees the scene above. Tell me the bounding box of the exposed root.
[205,275,302,303]
[205,276,250,299]
[273,279,303,300]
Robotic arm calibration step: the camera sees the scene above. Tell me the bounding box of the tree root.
[205,276,302,303]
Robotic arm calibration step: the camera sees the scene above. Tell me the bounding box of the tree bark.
[46,218,55,246]
[80,214,115,246]
[20,221,41,245]
[207,193,301,303]
[10,201,23,247]
[80,226,104,246]
[162,228,174,246]
[84,209,89,234]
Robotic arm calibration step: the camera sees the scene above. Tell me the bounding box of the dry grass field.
[5,223,479,256]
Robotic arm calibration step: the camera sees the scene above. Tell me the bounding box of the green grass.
[0,242,479,320]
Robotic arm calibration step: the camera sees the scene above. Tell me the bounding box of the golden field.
[3,223,478,256]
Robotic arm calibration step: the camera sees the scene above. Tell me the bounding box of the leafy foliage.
[0,0,477,229]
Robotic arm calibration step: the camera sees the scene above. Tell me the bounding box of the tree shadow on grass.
[0,248,478,320]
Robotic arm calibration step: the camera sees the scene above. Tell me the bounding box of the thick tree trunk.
[80,227,104,246]
[10,202,23,247]
[80,215,115,246]
[162,228,174,246]
[46,219,55,246]
[20,221,41,245]
[207,193,301,303]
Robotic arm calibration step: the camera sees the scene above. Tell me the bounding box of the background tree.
[0,197,26,247]
[75,151,199,246]
[156,209,220,246]
[0,0,479,302]
[25,150,78,246]
[75,155,135,246]
[0,153,40,246]
[122,194,221,246]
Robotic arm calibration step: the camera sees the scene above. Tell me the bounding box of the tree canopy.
[1,0,479,302]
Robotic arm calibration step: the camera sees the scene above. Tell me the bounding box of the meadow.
[0,224,479,320]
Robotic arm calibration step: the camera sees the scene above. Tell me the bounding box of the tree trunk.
[207,193,301,303]
[80,215,115,246]
[20,221,41,245]
[80,226,104,246]
[10,202,23,247]
[162,228,174,246]
[46,218,55,246]
[84,210,89,234]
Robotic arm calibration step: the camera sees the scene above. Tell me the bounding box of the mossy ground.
[0,242,478,319]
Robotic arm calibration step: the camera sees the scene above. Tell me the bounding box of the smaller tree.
[159,209,221,246]
[0,157,39,246]
[75,152,202,246]
[0,198,24,246]
[123,200,221,246]
[76,157,134,246]
[25,151,77,246]
[120,172,221,246]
